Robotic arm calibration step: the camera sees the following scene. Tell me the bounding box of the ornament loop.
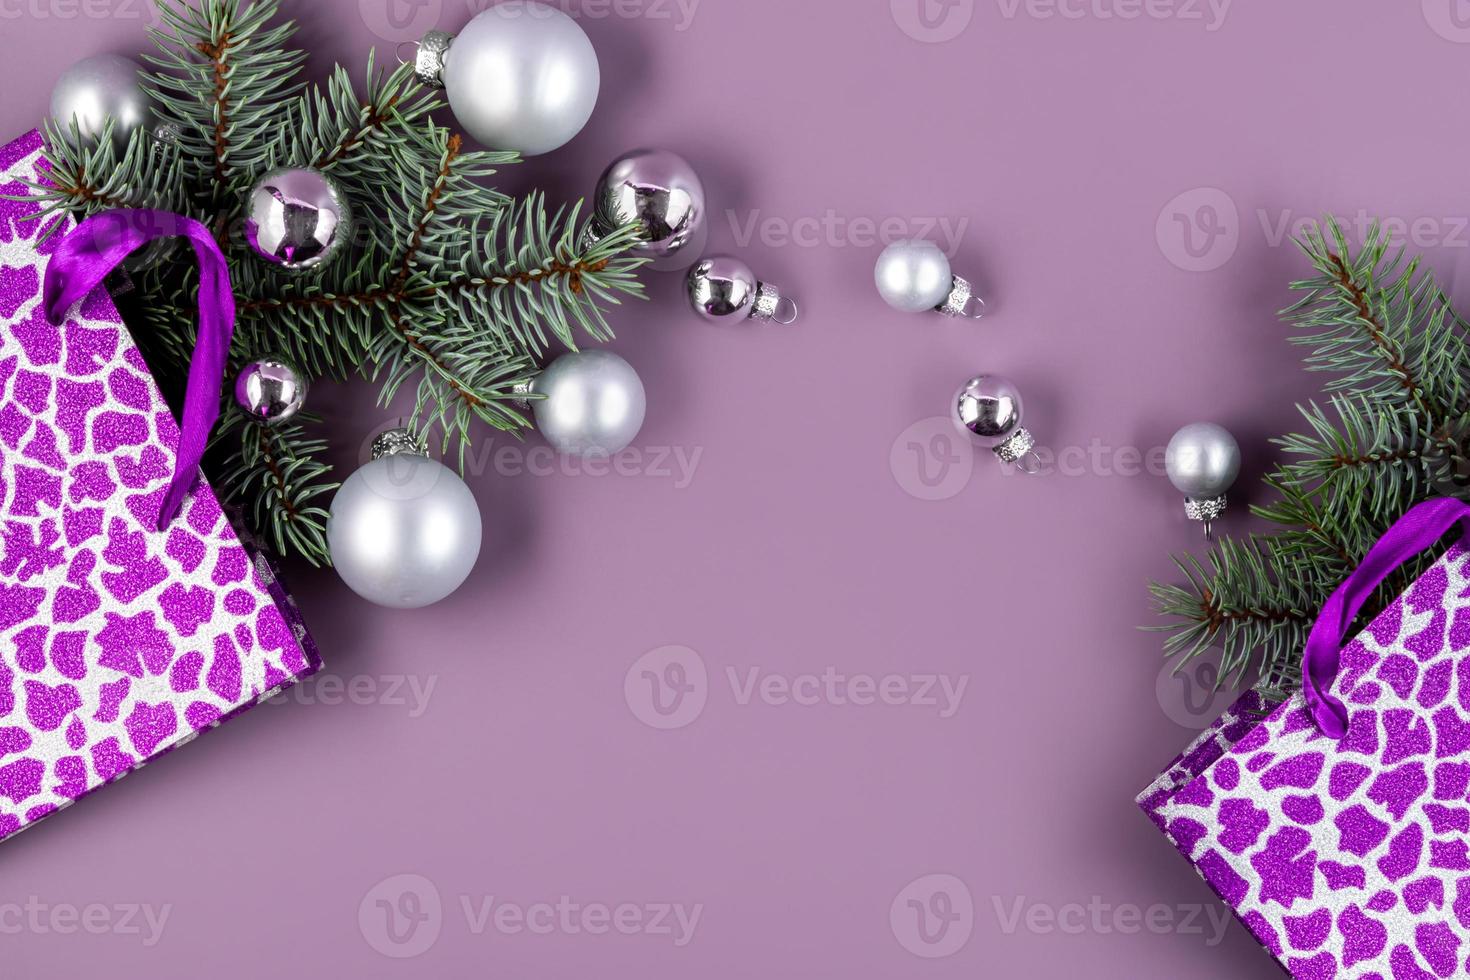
[773,296,800,325]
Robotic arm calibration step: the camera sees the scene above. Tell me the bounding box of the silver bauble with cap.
[686,255,799,325]
[589,148,707,271]
[327,430,483,609]
[954,374,1039,470]
[49,53,152,152]
[245,167,352,271]
[1166,422,1241,539]
[413,2,599,156]
[875,240,986,319]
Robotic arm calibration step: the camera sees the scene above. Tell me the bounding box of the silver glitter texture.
[752,282,782,322]
[994,427,1036,464]
[938,276,972,317]
[415,31,453,87]
[1183,495,1228,523]
[371,428,428,461]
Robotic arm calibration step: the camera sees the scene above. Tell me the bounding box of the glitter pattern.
[938,275,971,317]
[751,281,781,322]
[1138,538,1470,978]
[1184,494,1228,523]
[0,132,321,845]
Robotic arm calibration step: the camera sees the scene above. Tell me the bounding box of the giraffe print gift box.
[0,130,321,844]
[1141,508,1470,979]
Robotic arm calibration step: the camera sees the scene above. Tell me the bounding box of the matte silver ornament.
[245,167,351,271]
[415,2,599,156]
[591,149,707,271]
[954,374,1039,472]
[530,350,647,457]
[233,356,309,425]
[1166,422,1241,539]
[686,255,799,325]
[50,53,151,152]
[327,430,483,609]
[875,240,986,319]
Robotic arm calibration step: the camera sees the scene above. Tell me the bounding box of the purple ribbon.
[42,209,235,530]
[1304,497,1470,736]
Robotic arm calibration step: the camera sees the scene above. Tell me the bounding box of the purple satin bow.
[1303,497,1470,736]
[42,209,235,530]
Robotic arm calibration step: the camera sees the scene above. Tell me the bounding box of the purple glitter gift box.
[1139,541,1470,978]
[0,130,320,844]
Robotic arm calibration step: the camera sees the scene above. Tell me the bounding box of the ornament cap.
[371,428,428,461]
[1184,494,1228,539]
[751,281,800,325]
[938,275,987,319]
[993,426,1037,468]
[509,375,539,411]
[413,30,454,87]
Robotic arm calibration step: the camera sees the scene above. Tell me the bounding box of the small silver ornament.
[954,374,1040,471]
[50,53,152,153]
[414,2,599,156]
[529,350,647,457]
[327,430,483,609]
[686,255,799,325]
[1166,422,1241,539]
[589,149,707,271]
[245,167,352,271]
[875,240,986,318]
[233,356,309,425]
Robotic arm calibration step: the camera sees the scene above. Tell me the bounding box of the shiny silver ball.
[234,356,309,425]
[954,375,1024,449]
[50,53,151,152]
[436,2,599,156]
[327,434,483,609]
[594,149,707,271]
[1166,423,1241,498]
[687,255,758,321]
[245,167,352,271]
[531,350,647,457]
[875,240,954,313]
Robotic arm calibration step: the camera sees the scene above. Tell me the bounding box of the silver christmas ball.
[686,255,799,324]
[875,240,953,313]
[234,356,308,425]
[50,53,151,152]
[1166,423,1241,498]
[327,431,483,609]
[593,149,707,271]
[954,375,1024,448]
[531,350,646,457]
[421,3,599,156]
[245,167,352,271]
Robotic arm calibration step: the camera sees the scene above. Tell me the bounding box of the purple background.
[4,1,1469,976]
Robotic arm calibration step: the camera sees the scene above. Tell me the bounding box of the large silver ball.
[327,444,483,609]
[50,53,151,152]
[954,375,1024,449]
[594,148,707,271]
[245,167,352,271]
[532,350,646,457]
[1166,423,1241,498]
[234,356,309,425]
[442,2,599,156]
[687,255,757,321]
[875,240,954,313]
